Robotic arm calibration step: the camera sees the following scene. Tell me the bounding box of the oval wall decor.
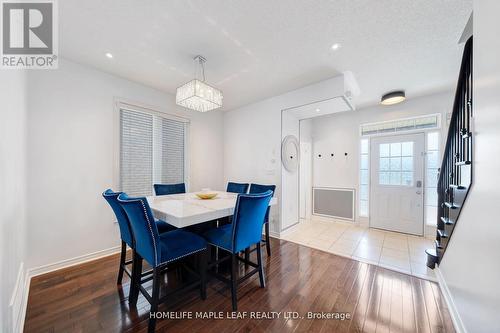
[281,135,299,172]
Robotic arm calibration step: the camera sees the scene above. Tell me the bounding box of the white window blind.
[120,108,186,196]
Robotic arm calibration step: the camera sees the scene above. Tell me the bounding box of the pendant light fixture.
[380,90,406,105]
[176,55,223,112]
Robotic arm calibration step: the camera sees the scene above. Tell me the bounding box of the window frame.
[113,99,190,195]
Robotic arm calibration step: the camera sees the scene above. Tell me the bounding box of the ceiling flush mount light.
[331,43,341,51]
[381,90,406,105]
[176,55,223,112]
[105,52,113,59]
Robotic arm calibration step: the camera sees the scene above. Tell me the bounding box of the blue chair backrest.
[102,189,133,247]
[249,184,276,223]
[117,193,160,267]
[231,191,273,253]
[153,183,186,196]
[226,182,249,194]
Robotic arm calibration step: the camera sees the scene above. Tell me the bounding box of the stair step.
[455,160,471,166]
[440,217,455,225]
[437,229,449,238]
[425,248,437,258]
[444,201,459,209]
[450,184,466,190]
[435,240,443,249]
[425,248,438,269]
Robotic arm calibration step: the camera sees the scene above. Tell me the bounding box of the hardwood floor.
[24,239,455,333]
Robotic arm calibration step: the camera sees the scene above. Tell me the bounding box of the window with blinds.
[120,108,186,196]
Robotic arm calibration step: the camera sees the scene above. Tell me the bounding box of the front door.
[370,133,425,235]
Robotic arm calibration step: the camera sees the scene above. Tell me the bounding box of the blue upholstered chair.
[226,182,249,194]
[222,182,249,226]
[102,189,175,285]
[117,193,208,333]
[203,190,273,311]
[249,184,276,256]
[153,183,186,196]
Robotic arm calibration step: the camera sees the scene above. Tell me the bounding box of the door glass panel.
[378,141,414,186]
[390,143,401,156]
[379,171,390,185]
[402,172,413,186]
[390,157,401,170]
[390,172,401,185]
[402,142,413,156]
[380,144,390,157]
[401,156,413,171]
[380,157,390,171]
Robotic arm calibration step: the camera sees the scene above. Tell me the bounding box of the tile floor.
[281,219,436,281]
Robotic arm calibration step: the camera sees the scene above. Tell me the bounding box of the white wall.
[311,91,453,223]
[223,78,348,233]
[439,2,500,332]
[223,99,282,233]
[26,59,224,269]
[0,71,27,332]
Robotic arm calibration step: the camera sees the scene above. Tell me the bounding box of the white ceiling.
[59,0,472,111]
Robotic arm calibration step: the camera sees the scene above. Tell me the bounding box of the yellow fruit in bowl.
[195,192,218,200]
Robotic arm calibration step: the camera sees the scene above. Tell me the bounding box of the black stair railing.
[426,36,473,268]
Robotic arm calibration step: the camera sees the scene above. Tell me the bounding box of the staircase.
[426,36,473,268]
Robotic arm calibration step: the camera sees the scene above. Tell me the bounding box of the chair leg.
[244,248,250,268]
[148,268,161,333]
[256,241,266,288]
[230,253,238,311]
[265,222,271,256]
[117,241,127,285]
[199,248,207,300]
[129,252,142,307]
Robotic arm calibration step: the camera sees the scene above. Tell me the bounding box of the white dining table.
[147,191,277,228]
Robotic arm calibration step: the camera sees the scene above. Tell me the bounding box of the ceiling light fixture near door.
[380,90,406,105]
[331,43,341,51]
[176,55,223,112]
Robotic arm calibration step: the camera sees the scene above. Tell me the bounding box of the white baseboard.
[27,245,121,278]
[9,262,28,333]
[268,230,281,238]
[10,245,121,333]
[435,266,467,333]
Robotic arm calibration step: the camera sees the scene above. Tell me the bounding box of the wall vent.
[313,187,355,221]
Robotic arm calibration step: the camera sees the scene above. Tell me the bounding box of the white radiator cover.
[313,187,355,221]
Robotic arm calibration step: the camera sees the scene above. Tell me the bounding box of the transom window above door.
[378,141,414,186]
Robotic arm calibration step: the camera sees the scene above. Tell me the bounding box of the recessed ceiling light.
[381,91,406,105]
[105,53,113,59]
[315,108,321,112]
[331,43,341,51]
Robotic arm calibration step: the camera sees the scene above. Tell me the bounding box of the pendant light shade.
[176,56,223,112]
